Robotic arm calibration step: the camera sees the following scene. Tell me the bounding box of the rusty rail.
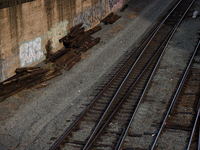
[83,20,179,150]
[151,30,199,150]
[49,0,191,149]
[187,96,200,150]
[82,13,176,150]
[49,17,164,150]
[83,0,193,149]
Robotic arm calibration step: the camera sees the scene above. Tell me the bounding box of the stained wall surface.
[0,0,127,81]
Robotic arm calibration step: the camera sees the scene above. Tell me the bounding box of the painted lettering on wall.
[46,19,69,50]
[108,0,123,12]
[18,20,68,68]
[19,36,43,67]
[73,0,107,29]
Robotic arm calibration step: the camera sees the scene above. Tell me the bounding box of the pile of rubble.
[0,67,61,102]
[0,11,123,102]
[46,23,102,70]
[101,12,121,24]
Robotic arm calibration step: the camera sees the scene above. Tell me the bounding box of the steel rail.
[82,1,183,148]
[198,98,200,150]
[84,18,178,150]
[49,10,167,150]
[50,0,183,149]
[115,128,126,150]
[49,22,158,150]
[50,23,163,150]
[150,16,198,149]
[116,13,187,150]
[199,125,200,150]
[187,96,200,150]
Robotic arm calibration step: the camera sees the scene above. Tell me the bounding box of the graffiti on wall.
[18,20,68,68]
[46,19,69,50]
[108,0,123,12]
[73,0,107,29]
[19,36,43,67]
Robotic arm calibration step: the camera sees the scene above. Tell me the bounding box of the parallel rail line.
[151,40,200,150]
[50,0,196,149]
[187,97,200,150]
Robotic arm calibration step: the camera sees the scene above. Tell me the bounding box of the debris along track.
[151,41,200,150]
[50,0,192,149]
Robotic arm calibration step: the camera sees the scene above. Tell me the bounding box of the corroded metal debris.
[0,23,102,102]
[48,24,102,69]
[120,4,128,12]
[0,67,62,102]
[101,12,121,24]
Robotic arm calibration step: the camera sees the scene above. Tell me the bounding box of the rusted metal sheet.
[54,51,75,66]
[86,25,102,35]
[0,67,52,102]
[65,55,81,71]
[48,48,70,62]
[101,12,121,24]
[81,37,101,52]
[120,4,128,12]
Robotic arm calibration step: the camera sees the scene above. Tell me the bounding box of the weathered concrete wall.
[0,0,126,81]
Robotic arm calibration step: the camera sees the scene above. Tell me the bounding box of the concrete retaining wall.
[0,0,128,81]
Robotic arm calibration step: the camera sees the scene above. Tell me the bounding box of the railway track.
[151,40,200,150]
[187,97,200,150]
[50,0,197,149]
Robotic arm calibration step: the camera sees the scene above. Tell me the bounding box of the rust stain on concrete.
[44,0,53,30]
[8,5,19,55]
[56,0,64,21]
